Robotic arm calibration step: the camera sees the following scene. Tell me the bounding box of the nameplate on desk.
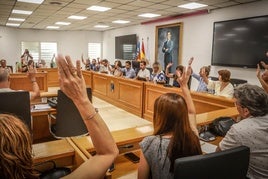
[33,104,51,110]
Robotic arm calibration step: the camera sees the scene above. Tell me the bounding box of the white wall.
[103,0,268,89]
[0,27,102,68]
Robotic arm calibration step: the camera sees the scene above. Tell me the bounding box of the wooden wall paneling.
[37,68,59,87]
[10,72,48,92]
[117,79,144,117]
[92,73,108,97]
[82,70,92,88]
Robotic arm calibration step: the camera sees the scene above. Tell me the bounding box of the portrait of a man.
[162,31,174,71]
[156,23,182,73]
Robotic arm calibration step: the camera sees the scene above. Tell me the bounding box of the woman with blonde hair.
[138,59,202,179]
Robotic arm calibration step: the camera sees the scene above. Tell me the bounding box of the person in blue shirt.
[121,61,136,79]
[150,62,166,83]
[191,65,211,92]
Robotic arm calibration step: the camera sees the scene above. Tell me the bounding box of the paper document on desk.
[200,141,217,153]
[34,104,51,110]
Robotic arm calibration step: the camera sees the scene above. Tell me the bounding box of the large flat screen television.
[115,34,137,60]
[211,15,268,68]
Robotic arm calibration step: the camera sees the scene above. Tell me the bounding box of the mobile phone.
[124,152,140,163]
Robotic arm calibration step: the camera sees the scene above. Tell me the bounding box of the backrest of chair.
[174,146,250,179]
[0,91,31,132]
[54,88,92,138]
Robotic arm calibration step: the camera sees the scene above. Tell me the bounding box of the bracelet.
[85,108,99,120]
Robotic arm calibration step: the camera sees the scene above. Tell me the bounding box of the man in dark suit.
[162,31,174,71]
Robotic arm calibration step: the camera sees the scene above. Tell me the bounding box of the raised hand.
[188,57,194,66]
[256,64,261,79]
[56,54,87,104]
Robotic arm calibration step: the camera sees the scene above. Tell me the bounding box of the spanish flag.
[140,38,145,60]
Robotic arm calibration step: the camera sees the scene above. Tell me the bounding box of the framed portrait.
[155,22,183,72]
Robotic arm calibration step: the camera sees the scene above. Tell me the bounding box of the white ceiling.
[0,0,260,31]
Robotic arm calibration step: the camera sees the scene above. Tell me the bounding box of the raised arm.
[56,55,118,179]
[257,64,268,93]
[165,62,174,78]
[176,59,198,135]
[27,66,40,101]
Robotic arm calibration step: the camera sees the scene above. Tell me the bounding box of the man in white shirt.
[136,61,150,81]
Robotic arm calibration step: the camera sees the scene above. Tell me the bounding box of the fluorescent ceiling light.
[12,9,32,15]
[55,21,71,25]
[18,0,44,4]
[138,13,160,18]
[178,2,208,9]
[8,17,25,22]
[6,23,20,27]
[68,15,87,20]
[46,26,59,29]
[112,20,130,24]
[94,24,109,28]
[87,5,111,12]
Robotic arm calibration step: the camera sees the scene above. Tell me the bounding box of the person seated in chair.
[0,59,12,74]
[99,59,110,74]
[138,59,202,179]
[110,60,122,77]
[150,62,166,83]
[121,61,136,79]
[0,55,119,179]
[165,62,184,87]
[0,65,40,101]
[217,84,268,178]
[136,61,150,81]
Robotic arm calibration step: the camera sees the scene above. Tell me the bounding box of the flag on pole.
[140,38,145,60]
[146,37,150,63]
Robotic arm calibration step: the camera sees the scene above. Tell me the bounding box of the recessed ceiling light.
[8,18,25,22]
[138,13,161,18]
[46,26,59,29]
[87,5,111,12]
[178,2,208,9]
[94,24,109,28]
[12,9,32,15]
[112,20,130,24]
[18,0,44,4]
[55,21,71,25]
[68,15,87,20]
[6,23,20,27]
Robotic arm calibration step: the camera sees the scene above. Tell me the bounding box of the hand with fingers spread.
[56,54,118,179]
[257,64,261,79]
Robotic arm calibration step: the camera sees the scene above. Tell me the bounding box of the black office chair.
[174,146,250,179]
[0,91,32,133]
[230,78,247,87]
[49,88,92,139]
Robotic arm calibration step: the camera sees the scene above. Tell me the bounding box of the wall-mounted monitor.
[211,15,268,68]
[115,34,137,60]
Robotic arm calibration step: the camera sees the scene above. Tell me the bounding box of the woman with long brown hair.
[0,114,37,179]
[138,59,202,179]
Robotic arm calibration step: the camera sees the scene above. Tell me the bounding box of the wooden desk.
[196,107,239,126]
[31,107,56,143]
[92,72,144,117]
[10,72,48,92]
[37,68,59,87]
[71,124,154,154]
[143,82,235,121]
[33,139,87,172]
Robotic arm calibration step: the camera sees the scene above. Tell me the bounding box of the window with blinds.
[88,43,101,59]
[21,41,57,66]
[40,42,57,65]
[21,42,39,61]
